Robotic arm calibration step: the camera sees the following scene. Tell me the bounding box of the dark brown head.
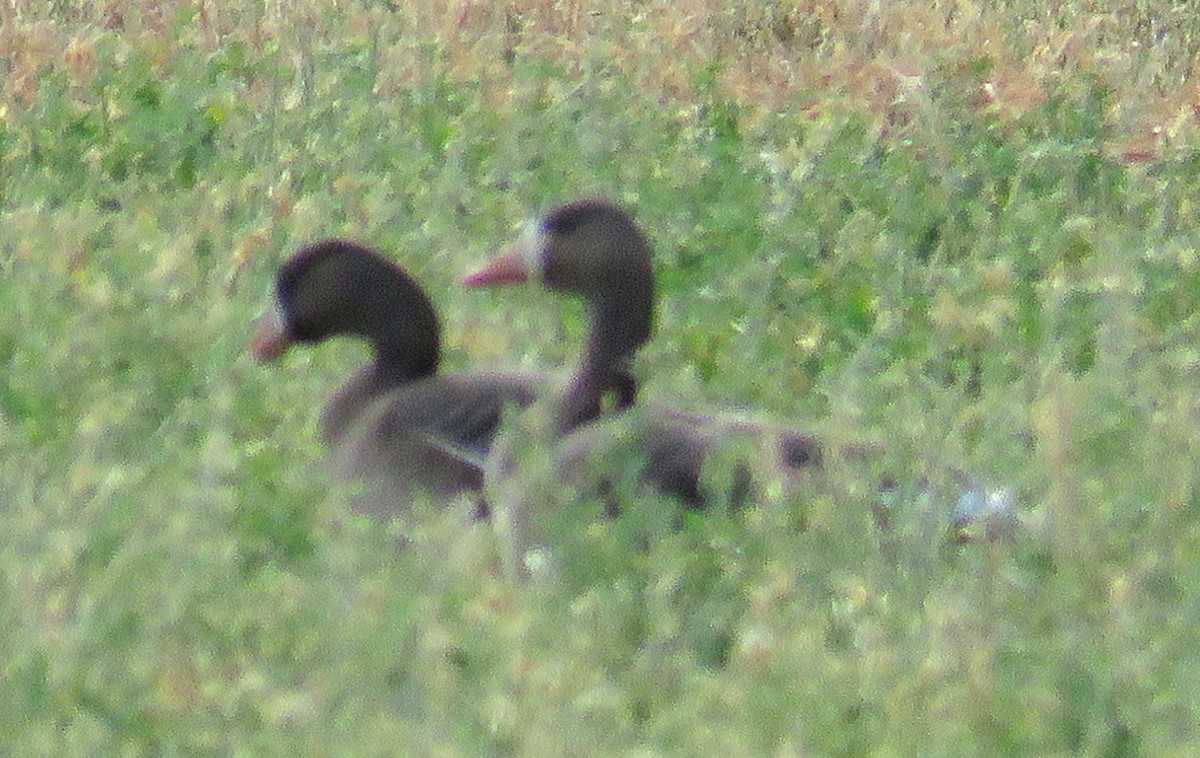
[463,199,656,432]
[251,239,441,381]
[466,199,651,298]
[464,199,655,356]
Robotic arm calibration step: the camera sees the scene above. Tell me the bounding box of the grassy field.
[4,0,1200,753]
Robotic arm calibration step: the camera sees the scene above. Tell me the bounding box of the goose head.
[251,239,441,384]
[463,200,655,429]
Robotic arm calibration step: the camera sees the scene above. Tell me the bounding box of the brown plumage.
[465,200,1015,549]
[463,199,849,515]
[252,239,543,522]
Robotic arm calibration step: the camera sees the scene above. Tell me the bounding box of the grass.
[3,0,1200,753]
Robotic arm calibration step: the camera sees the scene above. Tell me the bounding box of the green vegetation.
[3,1,1200,753]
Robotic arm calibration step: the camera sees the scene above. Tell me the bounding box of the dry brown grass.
[4,0,1200,158]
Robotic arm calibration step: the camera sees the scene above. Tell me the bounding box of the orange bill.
[250,306,292,361]
[461,250,530,288]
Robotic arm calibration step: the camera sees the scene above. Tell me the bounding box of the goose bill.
[461,250,531,288]
[250,306,292,361]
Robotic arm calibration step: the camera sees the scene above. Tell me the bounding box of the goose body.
[330,371,544,521]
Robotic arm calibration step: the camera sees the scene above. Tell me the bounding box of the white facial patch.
[273,291,290,331]
[519,217,546,284]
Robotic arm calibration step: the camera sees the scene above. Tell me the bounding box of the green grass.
[3,1,1200,753]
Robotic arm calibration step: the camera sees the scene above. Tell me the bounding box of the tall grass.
[3,0,1200,753]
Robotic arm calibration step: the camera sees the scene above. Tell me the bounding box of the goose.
[462,200,847,513]
[464,200,1014,542]
[251,239,550,522]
